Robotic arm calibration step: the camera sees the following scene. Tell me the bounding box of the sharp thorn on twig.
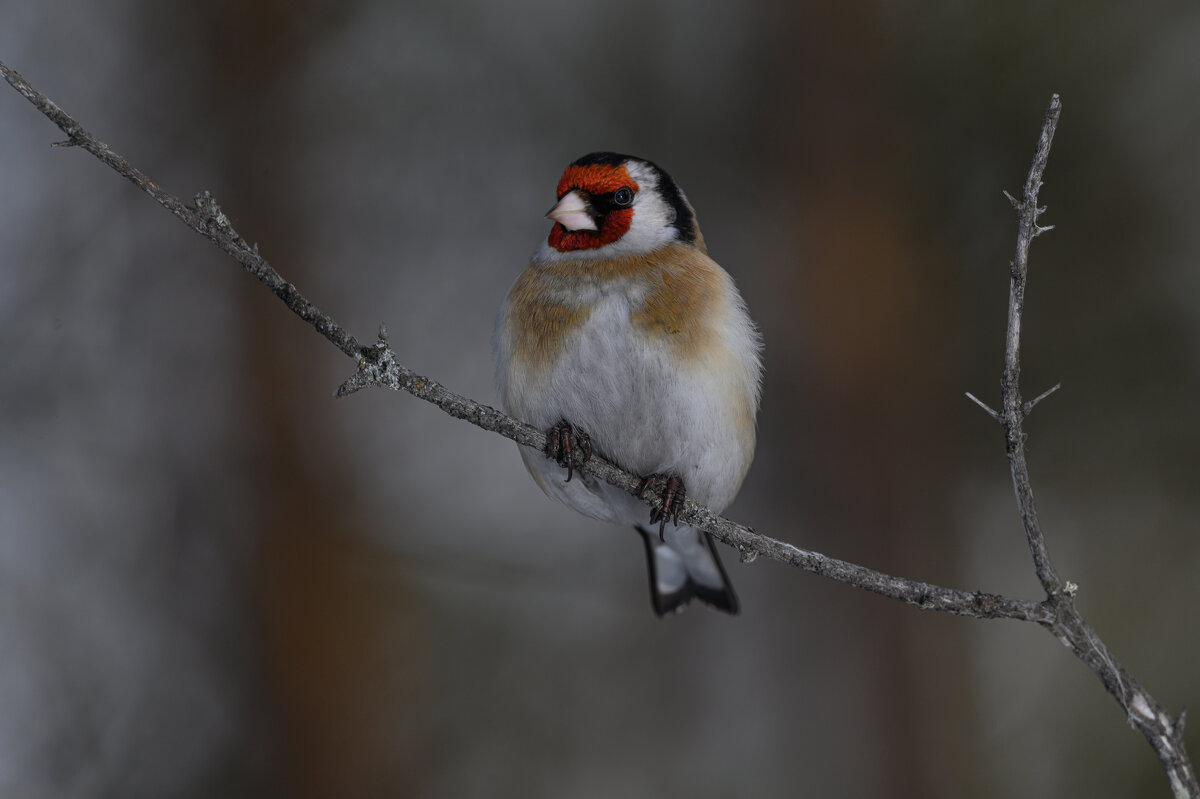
[1177,708,1188,737]
[378,322,389,342]
[1033,224,1055,237]
[51,137,80,148]
[1023,382,1062,415]
[335,371,368,399]
[965,391,1000,421]
[1002,190,1019,210]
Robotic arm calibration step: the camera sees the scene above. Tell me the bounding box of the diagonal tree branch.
[0,57,1045,624]
[2,61,1193,794]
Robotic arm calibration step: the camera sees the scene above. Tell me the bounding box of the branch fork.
[337,326,401,398]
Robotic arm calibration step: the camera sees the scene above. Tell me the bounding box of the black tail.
[635,525,739,616]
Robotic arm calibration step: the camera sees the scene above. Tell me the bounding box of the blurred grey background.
[1,2,1198,797]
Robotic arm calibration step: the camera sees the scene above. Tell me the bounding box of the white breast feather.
[497,270,760,528]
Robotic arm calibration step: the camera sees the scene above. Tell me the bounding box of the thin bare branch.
[3,64,1193,795]
[1001,94,1063,595]
[0,62,363,362]
[995,94,1196,796]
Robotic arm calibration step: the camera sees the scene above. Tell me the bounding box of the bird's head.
[543,152,700,258]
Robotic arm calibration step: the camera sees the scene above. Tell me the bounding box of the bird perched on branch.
[494,152,762,615]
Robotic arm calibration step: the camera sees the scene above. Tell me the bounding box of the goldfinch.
[494,152,762,615]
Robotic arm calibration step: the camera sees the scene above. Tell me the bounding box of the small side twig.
[964,391,1000,421]
[1023,381,1061,416]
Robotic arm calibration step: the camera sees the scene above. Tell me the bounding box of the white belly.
[503,287,754,525]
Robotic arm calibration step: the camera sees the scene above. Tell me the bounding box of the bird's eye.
[612,187,634,207]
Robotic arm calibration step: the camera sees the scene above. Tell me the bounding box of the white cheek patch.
[620,162,678,253]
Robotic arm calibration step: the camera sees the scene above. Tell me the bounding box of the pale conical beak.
[545,190,598,232]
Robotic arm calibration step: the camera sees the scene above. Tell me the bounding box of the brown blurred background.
[1,1,1198,797]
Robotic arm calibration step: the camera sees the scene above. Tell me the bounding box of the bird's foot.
[638,473,686,540]
[546,419,591,482]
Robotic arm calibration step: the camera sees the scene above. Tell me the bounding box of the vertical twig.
[996,95,1197,798]
[1001,94,1063,595]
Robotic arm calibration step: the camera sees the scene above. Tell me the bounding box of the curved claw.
[547,420,591,482]
[640,474,686,540]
